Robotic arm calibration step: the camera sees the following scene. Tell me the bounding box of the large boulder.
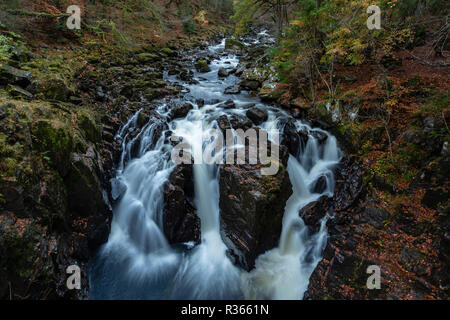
[194,59,211,73]
[299,195,333,233]
[225,38,245,54]
[246,107,268,125]
[218,67,229,78]
[163,165,200,244]
[65,146,105,218]
[281,119,308,155]
[170,102,194,119]
[0,65,32,88]
[219,143,292,270]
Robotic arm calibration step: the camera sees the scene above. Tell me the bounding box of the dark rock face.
[299,195,332,233]
[218,67,229,78]
[170,102,194,119]
[306,155,449,300]
[163,165,200,244]
[311,174,328,194]
[361,207,390,229]
[332,157,363,212]
[246,107,268,125]
[219,144,292,271]
[310,130,328,144]
[281,119,308,155]
[217,114,253,134]
[66,147,106,218]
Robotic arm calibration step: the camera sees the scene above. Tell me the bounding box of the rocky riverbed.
[1,23,448,300]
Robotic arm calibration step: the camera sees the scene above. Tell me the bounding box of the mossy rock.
[32,120,73,177]
[194,59,211,73]
[65,150,104,217]
[37,75,74,102]
[78,110,101,143]
[136,53,160,64]
[160,47,177,57]
[225,38,245,51]
[0,219,55,299]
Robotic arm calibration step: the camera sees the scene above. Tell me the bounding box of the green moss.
[225,38,245,50]
[78,110,100,143]
[136,52,160,63]
[32,120,73,175]
[420,92,450,113]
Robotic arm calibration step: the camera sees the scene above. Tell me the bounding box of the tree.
[232,0,296,38]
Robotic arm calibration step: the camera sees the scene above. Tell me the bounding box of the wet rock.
[0,65,32,87]
[311,175,328,194]
[281,119,307,155]
[170,102,194,119]
[224,85,241,95]
[217,115,231,133]
[110,178,127,201]
[240,79,261,91]
[179,69,194,81]
[194,59,211,73]
[310,130,328,144]
[246,107,268,125]
[311,119,333,130]
[299,195,333,232]
[163,165,200,244]
[219,99,235,109]
[234,65,246,77]
[137,112,150,129]
[229,115,253,131]
[196,98,205,108]
[218,67,229,78]
[219,143,291,270]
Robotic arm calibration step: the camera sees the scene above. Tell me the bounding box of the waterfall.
[89,32,341,300]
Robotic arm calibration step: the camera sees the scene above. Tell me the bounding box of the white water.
[89,33,341,300]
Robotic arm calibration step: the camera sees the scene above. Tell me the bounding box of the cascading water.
[89,31,341,300]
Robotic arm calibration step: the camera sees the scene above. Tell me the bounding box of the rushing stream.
[89,32,341,300]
